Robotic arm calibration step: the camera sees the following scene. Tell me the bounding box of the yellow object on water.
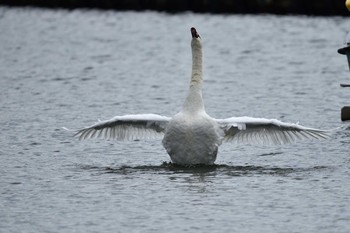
[346,0,350,11]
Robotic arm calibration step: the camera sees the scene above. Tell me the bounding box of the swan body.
[69,27,329,165]
[162,111,223,165]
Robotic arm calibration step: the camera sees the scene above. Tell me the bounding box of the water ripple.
[77,162,330,178]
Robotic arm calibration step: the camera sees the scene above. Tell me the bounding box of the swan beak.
[191,27,201,39]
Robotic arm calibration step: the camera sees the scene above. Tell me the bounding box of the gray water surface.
[1,7,350,233]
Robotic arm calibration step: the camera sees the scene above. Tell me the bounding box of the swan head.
[191,27,201,49]
[191,27,200,39]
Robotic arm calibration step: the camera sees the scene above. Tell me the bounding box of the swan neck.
[191,39,203,86]
[183,85,204,112]
[182,39,204,113]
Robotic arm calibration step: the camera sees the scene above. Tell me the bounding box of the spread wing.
[66,114,171,141]
[216,116,329,145]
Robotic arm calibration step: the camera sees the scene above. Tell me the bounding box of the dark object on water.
[341,106,350,121]
[338,32,350,121]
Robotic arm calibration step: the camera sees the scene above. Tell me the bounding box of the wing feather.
[69,114,171,141]
[216,116,330,145]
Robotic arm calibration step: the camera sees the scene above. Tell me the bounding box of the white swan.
[69,27,329,165]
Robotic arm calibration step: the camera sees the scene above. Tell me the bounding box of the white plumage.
[68,27,329,165]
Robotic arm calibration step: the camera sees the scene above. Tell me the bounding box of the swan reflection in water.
[79,162,329,181]
[66,27,330,166]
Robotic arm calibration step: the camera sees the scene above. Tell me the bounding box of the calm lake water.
[1,7,350,233]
